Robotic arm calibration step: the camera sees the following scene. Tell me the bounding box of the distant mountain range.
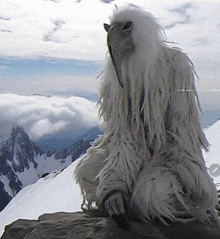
[36,126,101,152]
[0,125,102,212]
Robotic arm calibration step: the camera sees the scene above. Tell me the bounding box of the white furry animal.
[75,4,220,227]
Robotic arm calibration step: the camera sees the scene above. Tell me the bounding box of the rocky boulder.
[2,211,220,239]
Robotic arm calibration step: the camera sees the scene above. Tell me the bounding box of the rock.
[2,211,220,239]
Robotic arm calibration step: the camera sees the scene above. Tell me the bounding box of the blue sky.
[0,58,102,98]
[0,58,101,77]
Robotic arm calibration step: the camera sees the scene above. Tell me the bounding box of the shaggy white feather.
[75,4,220,226]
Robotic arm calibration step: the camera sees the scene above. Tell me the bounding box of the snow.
[1,121,220,236]
[203,120,220,189]
[0,175,13,198]
[35,154,73,176]
[0,159,82,237]
[16,162,39,187]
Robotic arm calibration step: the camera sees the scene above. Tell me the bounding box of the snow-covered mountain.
[0,160,81,237]
[1,120,220,237]
[0,125,101,213]
[36,126,102,152]
[0,126,41,212]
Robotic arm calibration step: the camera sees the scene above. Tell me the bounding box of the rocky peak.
[0,125,100,213]
[1,125,40,173]
[0,126,42,210]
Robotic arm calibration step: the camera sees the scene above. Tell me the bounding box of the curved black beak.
[104,23,124,88]
[104,23,134,88]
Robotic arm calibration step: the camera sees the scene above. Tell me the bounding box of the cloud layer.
[0,94,101,140]
[0,0,220,127]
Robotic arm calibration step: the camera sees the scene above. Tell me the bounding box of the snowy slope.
[0,125,100,213]
[0,159,82,237]
[203,120,220,188]
[35,153,72,177]
[1,122,220,236]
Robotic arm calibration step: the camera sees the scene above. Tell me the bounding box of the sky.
[0,0,220,139]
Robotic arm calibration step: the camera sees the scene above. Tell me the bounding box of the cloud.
[0,1,219,88]
[0,0,113,61]
[0,0,220,121]
[0,0,219,62]
[0,93,101,140]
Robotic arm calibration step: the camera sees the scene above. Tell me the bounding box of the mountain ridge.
[0,125,101,212]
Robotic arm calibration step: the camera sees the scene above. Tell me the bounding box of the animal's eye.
[121,21,132,31]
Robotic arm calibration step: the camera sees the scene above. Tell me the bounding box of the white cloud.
[0,0,219,103]
[0,0,112,61]
[0,1,219,89]
[0,93,101,140]
[0,0,219,61]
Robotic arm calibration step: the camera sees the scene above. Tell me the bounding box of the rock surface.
[2,211,220,239]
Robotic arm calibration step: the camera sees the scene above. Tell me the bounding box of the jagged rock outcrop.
[0,126,42,211]
[2,211,220,239]
[0,125,101,212]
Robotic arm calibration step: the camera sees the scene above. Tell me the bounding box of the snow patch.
[16,162,39,187]
[35,154,72,177]
[0,175,13,198]
[0,159,82,236]
[203,120,220,188]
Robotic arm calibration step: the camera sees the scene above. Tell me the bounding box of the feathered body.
[75,4,220,226]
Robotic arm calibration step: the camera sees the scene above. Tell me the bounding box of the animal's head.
[104,4,164,87]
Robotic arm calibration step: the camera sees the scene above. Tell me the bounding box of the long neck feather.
[99,44,208,158]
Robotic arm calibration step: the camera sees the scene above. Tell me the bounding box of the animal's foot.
[105,191,126,216]
[104,191,130,230]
